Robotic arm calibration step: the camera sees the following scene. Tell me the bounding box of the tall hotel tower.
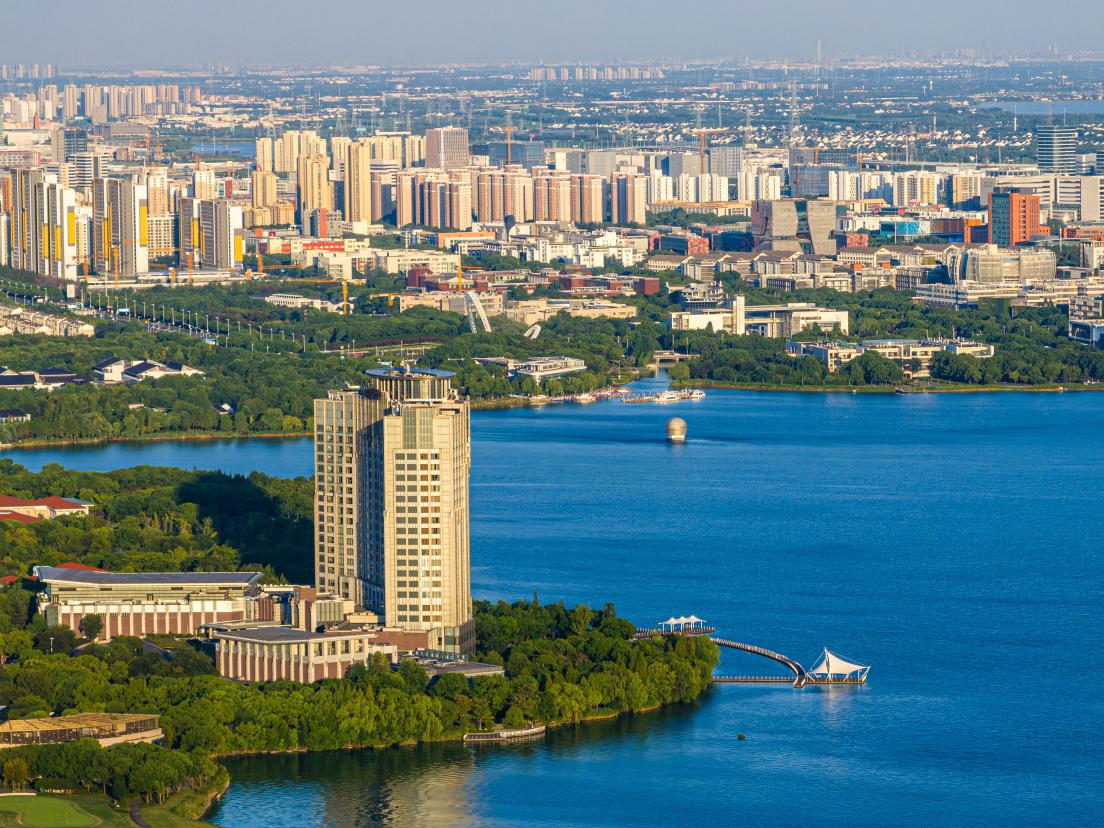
[314,368,473,653]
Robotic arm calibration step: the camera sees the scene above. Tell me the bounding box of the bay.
[3,382,1101,825]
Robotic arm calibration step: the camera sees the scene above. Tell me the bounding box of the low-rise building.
[33,566,264,641]
[92,358,203,384]
[513,356,587,381]
[789,338,994,377]
[504,298,637,326]
[0,495,89,523]
[0,306,94,337]
[0,368,84,391]
[264,293,343,312]
[0,713,163,749]
[213,625,398,683]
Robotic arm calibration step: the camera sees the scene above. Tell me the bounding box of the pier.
[635,618,870,688]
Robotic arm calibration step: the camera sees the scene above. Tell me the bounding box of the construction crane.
[282,278,360,315]
[691,128,732,174]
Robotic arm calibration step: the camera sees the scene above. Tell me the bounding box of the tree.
[79,614,104,641]
[3,757,29,791]
[33,626,77,655]
[503,705,526,729]
[569,604,593,637]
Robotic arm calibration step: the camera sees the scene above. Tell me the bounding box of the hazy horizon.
[7,0,1104,68]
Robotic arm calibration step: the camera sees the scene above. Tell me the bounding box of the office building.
[709,146,743,178]
[1036,125,1078,174]
[314,368,473,653]
[425,127,470,170]
[488,139,545,168]
[988,188,1044,246]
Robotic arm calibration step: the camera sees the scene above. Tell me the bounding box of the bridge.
[710,638,811,687]
[635,618,869,688]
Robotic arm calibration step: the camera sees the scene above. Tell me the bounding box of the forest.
[0,461,312,585]
[0,599,716,803]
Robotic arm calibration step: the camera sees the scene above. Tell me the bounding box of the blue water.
[190,142,256,158]
[3,382,1102,825]
[981,100,1104,115]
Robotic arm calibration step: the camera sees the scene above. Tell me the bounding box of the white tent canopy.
[809,649,869,677]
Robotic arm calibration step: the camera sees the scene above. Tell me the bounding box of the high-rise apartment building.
[1036,125,1077,174]
[314,368,473,653]
[572,174,605,225]
[198,200,244,269]
[989,188,1044,247]
[255,137,274,173]
[297,154,333,221]
[610,173,647,225]
[91,177,149,276]
[7,168,82,280]
[192,168,218,200]
[144,169,170,216]
[425,127,470,170]
[346,141,373,224]
[251,170,278,209]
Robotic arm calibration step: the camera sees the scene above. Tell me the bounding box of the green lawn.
[0,795,101,827]
[0,793,218,827]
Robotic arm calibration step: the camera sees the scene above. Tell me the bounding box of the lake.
[980,100,1104,115]
[3,382,1102,825]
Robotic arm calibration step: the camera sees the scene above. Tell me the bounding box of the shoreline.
[674,380,1102,394]
[5,381,1098,453]
[0,430,309,452]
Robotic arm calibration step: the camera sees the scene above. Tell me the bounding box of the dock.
[463,724,546,744]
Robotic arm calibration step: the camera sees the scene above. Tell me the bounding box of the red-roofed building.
[56,562,109,572]
[0,496,90,520]
[0,512,43,525]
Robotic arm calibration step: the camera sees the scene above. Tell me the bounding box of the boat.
[688,389,705,400]
[894,387,911,395]
[574,393,596,404]
[655,391,680,403]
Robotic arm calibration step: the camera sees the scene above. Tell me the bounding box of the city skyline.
[6,0,1104,68]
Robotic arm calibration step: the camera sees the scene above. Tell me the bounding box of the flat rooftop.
[365,367,454,380]
[33,566,262,588]
[213,625,383,644]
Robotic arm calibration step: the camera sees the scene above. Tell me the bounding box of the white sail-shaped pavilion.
[807,649,870,683]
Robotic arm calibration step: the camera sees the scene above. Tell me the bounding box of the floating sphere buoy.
[666,417,687,443]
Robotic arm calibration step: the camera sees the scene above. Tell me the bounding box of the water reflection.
[216,743,477,827]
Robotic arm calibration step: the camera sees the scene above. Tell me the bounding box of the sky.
[9,0,1104,68]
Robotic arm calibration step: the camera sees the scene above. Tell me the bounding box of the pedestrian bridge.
[635,619,869,688]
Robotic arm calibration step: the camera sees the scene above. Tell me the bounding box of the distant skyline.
[7,0,1104,68]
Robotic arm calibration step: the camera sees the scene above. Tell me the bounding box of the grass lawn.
[0,793,219,827]
[0,795,103,827]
